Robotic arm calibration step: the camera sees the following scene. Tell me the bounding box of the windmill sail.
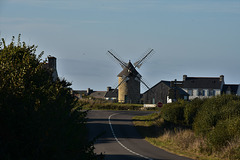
[107,50,127,69]
[107,49,155,103]
[134,49,154,69]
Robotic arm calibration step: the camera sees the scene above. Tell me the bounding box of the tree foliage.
[0,35,97,160]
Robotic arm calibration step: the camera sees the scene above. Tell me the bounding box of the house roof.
[117,61,141,78]
[143,80,188,96]
[73,90,87,95]
[89,91,107,99]
[105,89,118,98]
[182,77,223,89]
[143,80,170,94]
[222,84,239,94]
[178,88,189,96]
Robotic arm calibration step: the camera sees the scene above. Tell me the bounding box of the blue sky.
[1,0,240,92]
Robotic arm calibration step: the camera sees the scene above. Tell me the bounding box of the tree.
[0,35,98,160]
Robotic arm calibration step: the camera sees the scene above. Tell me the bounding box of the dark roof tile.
[89,91,107,99]
[117,61,141,78]
[105,89,118,98]
[182,77,222,89]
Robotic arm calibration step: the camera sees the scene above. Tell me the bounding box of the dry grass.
[218,138,240,160]
[133,114,240,160]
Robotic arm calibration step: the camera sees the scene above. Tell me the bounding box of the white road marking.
[108,113,153,160]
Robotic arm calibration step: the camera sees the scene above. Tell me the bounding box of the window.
[188,89,193,96]
[209,90,214,96]
[202,90,205,96]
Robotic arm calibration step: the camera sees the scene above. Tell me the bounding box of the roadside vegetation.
[80,98,157,111]
[0,35,99,160]
[133,95,240,160]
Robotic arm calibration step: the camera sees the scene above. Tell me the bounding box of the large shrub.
[207,117,240,150]
[0,35,97,160]
[193,95,239,136]
[184,98,205,126]
[193,95,240,150]
[160,100,187,125]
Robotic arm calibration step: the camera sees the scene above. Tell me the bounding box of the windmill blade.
[107,50,127,69]
[139,77,151,91]
[140,77,157,95]
[134,49,154,69]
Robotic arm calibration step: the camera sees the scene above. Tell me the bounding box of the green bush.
[0,35,98,160]
[193,95,240,151]
[80,99,146,110]
[207,119,232,150]
[193,95,239,136]
[155,94,240,158]
[184,98,205,126]
[207,116,240,151]
[220,100,240,120]
[160,100,186,125]
[193,99,219,136]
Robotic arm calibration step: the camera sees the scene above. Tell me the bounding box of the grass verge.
[133,113,231,160]
[79,99,158,111]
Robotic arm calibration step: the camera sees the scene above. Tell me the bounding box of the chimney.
[183,75,187,81]
[107,86,112,91]
[87,88,92,95]
[48,56,56,70]
[220,75,224,82]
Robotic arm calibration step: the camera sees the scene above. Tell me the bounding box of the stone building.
[118,62,141,103]
[43,56,58,81]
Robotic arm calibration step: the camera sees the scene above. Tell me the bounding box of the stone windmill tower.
[107,49,154,103]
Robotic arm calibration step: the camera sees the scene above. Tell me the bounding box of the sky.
[0,0,240,93]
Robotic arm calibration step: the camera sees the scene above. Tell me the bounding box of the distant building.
[181,75,224,100]
[117,61,141,104]
[181,75,240,99]
[222,84,240,95]
[89,91,107,99]
[142,81,188,104]
[105,87,118,102]
[43,56,58,81]
[73,87,118,101]
[72,90,87,99]
[143,75,240,104]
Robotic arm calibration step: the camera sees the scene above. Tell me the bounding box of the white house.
[181,75,240,100]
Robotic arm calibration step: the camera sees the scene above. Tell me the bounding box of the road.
[87,110,193,160]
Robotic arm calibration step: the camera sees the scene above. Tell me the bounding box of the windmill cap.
[117,61,141,77]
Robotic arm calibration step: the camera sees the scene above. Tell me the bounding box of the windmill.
[107,49,154,104]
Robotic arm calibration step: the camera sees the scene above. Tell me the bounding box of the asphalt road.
[87,110,193,160]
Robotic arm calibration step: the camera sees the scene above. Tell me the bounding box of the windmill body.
[118,61,141,103]
[107,49,154,104]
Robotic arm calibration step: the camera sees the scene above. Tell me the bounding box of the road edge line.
[108,113,153,160]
